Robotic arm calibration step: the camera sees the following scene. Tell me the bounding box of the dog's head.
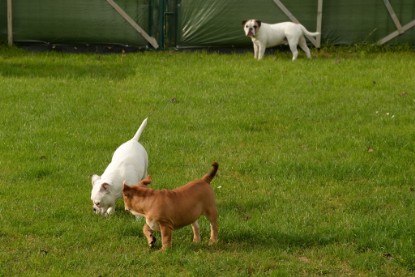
[90,174,115,215]
[242,19,261,37]
[123,176,151,216]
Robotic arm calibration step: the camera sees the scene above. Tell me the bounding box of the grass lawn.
[0,45,414,276]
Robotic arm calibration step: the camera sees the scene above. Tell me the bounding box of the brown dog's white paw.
[149,235,157,249]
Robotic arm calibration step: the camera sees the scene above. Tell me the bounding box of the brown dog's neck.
[124,185,156,213]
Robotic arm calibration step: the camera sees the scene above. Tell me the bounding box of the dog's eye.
[254,26,258,29]
[95,202,100,207]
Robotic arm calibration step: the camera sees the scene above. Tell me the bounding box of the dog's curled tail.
[299,24,320,37]
[202,162,219,184]
[132,118,148,141]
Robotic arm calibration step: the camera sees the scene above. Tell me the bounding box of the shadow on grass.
[219,228,338,251]
[0,61,133,80]
[218,200,340,251]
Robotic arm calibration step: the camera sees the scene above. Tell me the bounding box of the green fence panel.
[176,0,318,48]
[1,0,154,47]
[1,0,414,48]
[176,0,414,48]
[323,0,415,45]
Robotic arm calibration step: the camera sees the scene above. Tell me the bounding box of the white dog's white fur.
[90,118,148,215]
[242,20,320,61]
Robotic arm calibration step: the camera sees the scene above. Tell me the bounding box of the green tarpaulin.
[1,0,414,49]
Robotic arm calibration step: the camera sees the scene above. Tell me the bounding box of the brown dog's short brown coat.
[123,162,219,250]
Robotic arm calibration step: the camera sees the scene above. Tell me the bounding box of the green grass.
[0,45,414,276]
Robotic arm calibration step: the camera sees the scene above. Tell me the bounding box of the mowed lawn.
[0,46,414,276]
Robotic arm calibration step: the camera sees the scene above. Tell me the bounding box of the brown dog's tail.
[202,162,219,184]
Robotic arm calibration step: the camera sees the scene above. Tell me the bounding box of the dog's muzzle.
[247,28,255,37]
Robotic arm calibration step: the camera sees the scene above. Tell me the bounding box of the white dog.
[242,19,320,61]
[90,118,148,215]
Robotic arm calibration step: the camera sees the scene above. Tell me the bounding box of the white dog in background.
[242,19,320,61]
[90,118,148,215]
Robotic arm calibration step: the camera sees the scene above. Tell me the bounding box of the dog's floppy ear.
[242,20,247,26]
[140,176,152,186]
[91,174,100,186]
[123,182,133,198]
[256,20,262,28]
[100,183,110,192]
[123,181,130,191]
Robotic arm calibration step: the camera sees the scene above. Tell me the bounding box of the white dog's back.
[102,139,148,190]
[262,22,318,48]
[259,22,287,47]
[102,117,148,186]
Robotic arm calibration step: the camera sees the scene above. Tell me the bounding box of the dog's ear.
[100,183,110,192]
[140,176,152,186]
[91,174,100,186]
[123,183,133,198]
[242,20,247,26]
[123,182,130,191]
[256,20,261,28]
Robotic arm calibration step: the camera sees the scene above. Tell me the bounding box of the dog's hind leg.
[191,221,201,243]
[288,42,299,61]
[286,35,300,61]
[143,223,156,248]
[206,209,219,245]
[298,36,311,59]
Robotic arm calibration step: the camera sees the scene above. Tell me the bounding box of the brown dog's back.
[155,162,218,228]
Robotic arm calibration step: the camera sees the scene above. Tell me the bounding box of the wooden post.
[7,0,13,46]
[383,0,403,34]
[106,0,159,49]
[378,19,415,45]
[316,0,323,48]
[377,0,415,45]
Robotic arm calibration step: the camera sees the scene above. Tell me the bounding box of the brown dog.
[123,162,219,250]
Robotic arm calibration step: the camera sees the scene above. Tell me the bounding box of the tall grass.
[0,46,414,276]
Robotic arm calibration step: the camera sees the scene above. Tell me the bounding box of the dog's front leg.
[258,42,266,60]
[105,206,115,216]
[191,221,201,243]
[253,43,259,59]
[159,224,173,251]
[143,223,156,248]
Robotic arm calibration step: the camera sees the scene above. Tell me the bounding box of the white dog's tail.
[299,24,320,37]
[132,118,148,141]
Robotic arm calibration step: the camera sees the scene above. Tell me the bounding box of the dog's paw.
[208,239,218,246]
[149,236,157,249]
[105,207,115,216]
